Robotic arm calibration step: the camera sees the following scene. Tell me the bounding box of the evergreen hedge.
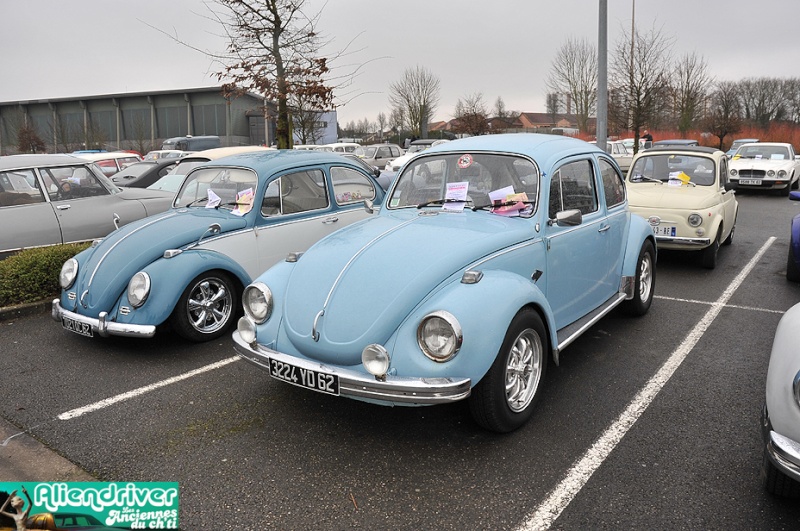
[0,243,90,307]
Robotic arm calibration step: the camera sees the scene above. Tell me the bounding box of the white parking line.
[518,237,776,531]
[57,356,240,421]
[655,295,785,314]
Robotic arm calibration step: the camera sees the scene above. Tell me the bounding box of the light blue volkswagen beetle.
[234,134,656,432]
[52,150,384,342]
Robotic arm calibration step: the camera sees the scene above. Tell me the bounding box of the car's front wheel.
[787,244,800,282]
[761,447,800,498]
[170,271,239,342]
[701,228,721,269]
[468,309,548,433]
[623,240,655,316]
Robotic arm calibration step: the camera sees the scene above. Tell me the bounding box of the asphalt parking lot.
[2,191,800,530]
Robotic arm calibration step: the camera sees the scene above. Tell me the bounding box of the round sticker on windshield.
[457,154,474,168]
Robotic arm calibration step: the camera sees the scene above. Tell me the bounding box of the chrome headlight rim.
[687,213,703,227]
[127,272,151,308]
[417,310,463,363]
[730,169,738,177]
[778,170,787,178]
[793,370,800,408]
[767,169,776,177]
[59,258,79,290]
[362,343,391,378]
[243,282,273,324]
[238,316,257,344]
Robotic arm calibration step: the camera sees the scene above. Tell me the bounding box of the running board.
[553,292,627,365]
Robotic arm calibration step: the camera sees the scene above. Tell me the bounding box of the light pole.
[597,0,608,151]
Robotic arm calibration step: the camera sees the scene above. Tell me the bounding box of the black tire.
[701,228,721,269]
[787,244,800,282]
[170,271,239,342]
[723,215,736,246]
[781,183,791,197]
[622,240,656,316]
[469,309,548,433]
[761,448,800,498]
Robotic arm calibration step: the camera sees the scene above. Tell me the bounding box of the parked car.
[339,153,396,191]
[111,159,179,188]
[25,512,117,530]
[315,142,360,153]
[591,140,634,173]
[0,154,173,259]
[354,143,404,169]
[729,142,800,195]
[74,151,143,177]
[761,301,800,497]
[143,149,190,161]
[725,138,759,158]
[787,191,800,282]
[626,146,738,269]
[52,150,385,342]
[160,135,221,151]
[233,133,656,432]
[385,139,449,172]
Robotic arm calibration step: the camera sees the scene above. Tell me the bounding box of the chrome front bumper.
[654,235,711,247]
[232,331,471,405]
[761,405,800,483]
[52,299,156,338]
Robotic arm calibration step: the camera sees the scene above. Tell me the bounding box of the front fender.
[386,269,556,388]
[622,213,657,277]
[112,249,252,327]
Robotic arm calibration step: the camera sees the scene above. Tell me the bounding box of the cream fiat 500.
[626,146,738,269]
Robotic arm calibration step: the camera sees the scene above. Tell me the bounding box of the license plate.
[61,316,93,337]
[739,179,761,185]
[652,225,676,237]
[269,358,339,395]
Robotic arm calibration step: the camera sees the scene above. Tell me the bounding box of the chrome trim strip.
[655,235,711,246]
[233,332,471,404]
[465,239,541,271]
[52,300,156,338]
[556,292,627,352]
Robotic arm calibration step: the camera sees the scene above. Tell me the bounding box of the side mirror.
[553,209,582,227]
[724,181,737,192]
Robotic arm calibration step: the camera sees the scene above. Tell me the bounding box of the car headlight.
[417,311,462,362]
[767,170,776,177]
[127,272,151,308]
[688,213,703,227]
[362,344,391,378]
[238,316,257,344]
[730,169,738,177]
[794,370,800,408]
[778,170,787,178]
[59,258,79,290]
[242,282,272,324]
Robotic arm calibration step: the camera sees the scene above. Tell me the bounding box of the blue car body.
[788,191,800,281]
[52,150,384,341]
[234,134,657,432]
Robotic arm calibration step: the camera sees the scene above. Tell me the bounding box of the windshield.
[170,158,210,176]
[407,143,430,154]
[174,167,258,210]
[629,154,716,186]
[387,153,539,209]
[735,145,790,160]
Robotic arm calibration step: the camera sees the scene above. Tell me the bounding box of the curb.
[0,299,52,323]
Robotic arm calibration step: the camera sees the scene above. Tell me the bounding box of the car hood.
[115,187,175,214]
[73,209,247,313]
[627,184,721,210]
[730,158,795,170]
[280,210,533,364]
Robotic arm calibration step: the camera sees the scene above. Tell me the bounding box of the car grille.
[737,169,766,178]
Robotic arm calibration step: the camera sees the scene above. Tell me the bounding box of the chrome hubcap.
[639,252,653,302]
[187,279,232,334]
[505,328,543,412]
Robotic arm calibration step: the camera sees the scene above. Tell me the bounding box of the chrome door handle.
[598,225,610,233]
[322,217,339,225]
[56,205,71,210]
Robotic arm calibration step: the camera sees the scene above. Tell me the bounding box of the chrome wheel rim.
[505,328,543,412]
[186,278,232,334]
[639,252,653,303]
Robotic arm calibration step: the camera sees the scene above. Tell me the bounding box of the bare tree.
[290,91,327,144]
[738,77,787,129]
[213,0,333,149]
[389,65,440,138]
[546,37,597,133]
[670,52,712,136]
[376,112,387,141]
[610,24,674,153]
[493,96,508,120]
[546,93,560,125]
[703,80,742,150]
[453,93,488,137]
[17,123,45,153]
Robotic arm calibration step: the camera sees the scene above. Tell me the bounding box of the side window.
[260,169,328,216]
[391,147,401,157]
[719,157,728,187]
[331,167,376,205]
[0,169,45,206]
[548,160,598,218]
[599,158,625,209]
[378,147,391,159]
[39,166,110,200]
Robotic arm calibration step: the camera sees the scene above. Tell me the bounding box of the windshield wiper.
[416,198,469,209]
[629,175,663,184]
[472,199,535,211]
[185,197,209,207]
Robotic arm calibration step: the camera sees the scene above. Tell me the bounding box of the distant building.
[0,86,338,155]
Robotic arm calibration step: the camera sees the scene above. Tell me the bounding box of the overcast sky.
[2,1,799,127]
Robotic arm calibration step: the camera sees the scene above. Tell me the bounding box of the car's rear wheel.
[761,447,800,498]
[468,309,547,433]
[170,271,238,342]
[701,228,721,269]
[623,240,655,316]
[787,244,800,282]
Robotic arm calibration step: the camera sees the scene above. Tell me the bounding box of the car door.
[717,156,737,230]
[37,164,147,244]
[544,157,616,329]
[0,167,62,255]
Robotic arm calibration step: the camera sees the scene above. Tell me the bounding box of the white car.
[384,139,449,172]
[591,140,634,173]
[761,302,800,497]
[626,146,738,269]
[729,142,800,195]
[74,151,143,177]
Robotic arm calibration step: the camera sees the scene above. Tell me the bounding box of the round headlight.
[127,272,151,308]
[238,316,257,344]
[767,170,775,177]
[778,170,787,178]
[417,311,462,362]
[688,213,703,227]
[362,344,391,377]
[59,258,79,289]
[730,169,738,177]
[243,282,273,324]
